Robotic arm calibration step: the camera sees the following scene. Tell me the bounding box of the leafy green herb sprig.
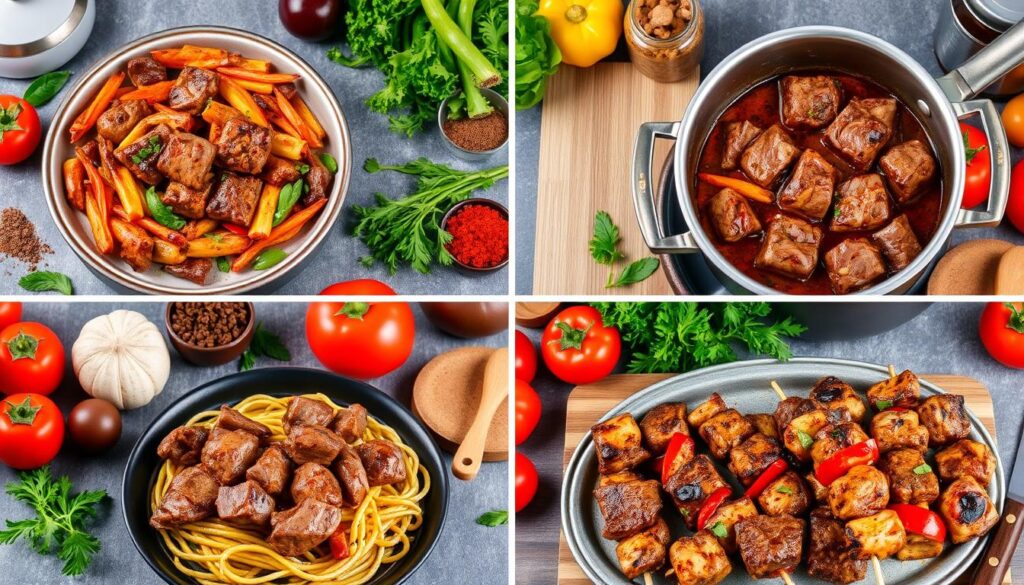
[589,211,660,288]
[19,271,73,295]
[239,322,291,371]
[23,71,71,107]
[475,510,508,527]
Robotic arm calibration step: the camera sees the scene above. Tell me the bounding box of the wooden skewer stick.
[780,571,796,585]
[644,572,654,585]
[871,555,885,584]
[888,364,897,379]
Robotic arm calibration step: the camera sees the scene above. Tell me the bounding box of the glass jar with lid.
[624,0,704,83]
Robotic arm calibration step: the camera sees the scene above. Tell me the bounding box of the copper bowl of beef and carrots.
[632,24,1024,295]
[561,358,1005,585]
[42,25,351,294]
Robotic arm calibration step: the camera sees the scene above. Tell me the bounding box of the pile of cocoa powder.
[0,208,52,271]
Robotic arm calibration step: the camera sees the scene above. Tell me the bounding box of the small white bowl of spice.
[438,88,509,162]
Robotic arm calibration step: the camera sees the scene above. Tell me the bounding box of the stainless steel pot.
[935,0,1024,96]
[632,24,1024,296]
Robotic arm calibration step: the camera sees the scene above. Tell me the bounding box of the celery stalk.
[421,0,501,88]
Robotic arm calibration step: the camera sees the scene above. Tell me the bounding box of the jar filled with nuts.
[624,0,704,83]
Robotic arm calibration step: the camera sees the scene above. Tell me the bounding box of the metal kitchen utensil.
[935,0,1024,96]
[971,420,1024,585]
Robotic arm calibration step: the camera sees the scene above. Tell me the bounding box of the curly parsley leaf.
[589,211,624,265]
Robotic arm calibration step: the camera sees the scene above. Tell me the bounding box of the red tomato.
[515,330,537,382]
[979,302,1024,369]
[0,96,41,165]
[306,285,414,380]
[318,279,399,296]
[0,393,64,469]
[959,123,991,209]
[540,306,620,385]
[515,379,542,445]
[515,452,538,512]
[1008,159,1024,235]
[0,303,22,333]
[0,322,64,396]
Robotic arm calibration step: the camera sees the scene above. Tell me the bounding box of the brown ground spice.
[442,111,508,152]
[170,302,251,348]
[0,208,53,271]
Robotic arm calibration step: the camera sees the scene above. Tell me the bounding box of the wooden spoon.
[994,246,1024,294]
[452,347,509,480]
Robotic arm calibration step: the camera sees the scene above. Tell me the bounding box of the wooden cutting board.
[532,63,698,295]
[555,373,1009,585]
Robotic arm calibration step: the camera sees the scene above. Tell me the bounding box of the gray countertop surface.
[515,0,1024,293]
[515,302,1024,584]
[0,301,508,584]
[0,0,508,295]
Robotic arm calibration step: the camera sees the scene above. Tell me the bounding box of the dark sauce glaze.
[694,73,943,294]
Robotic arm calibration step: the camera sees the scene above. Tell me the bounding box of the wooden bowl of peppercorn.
[164,302,256,366]
[441,198,509,274]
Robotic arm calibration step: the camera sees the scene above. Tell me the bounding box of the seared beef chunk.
[216,117,272,174]
[755,215,822,280]
[127,57,168,87]
[826,97,897,168]
[810,422,869,469]
[699,408,754,460]
[216,480,274,527]
[206,173,262,227]
[867,370,920,410]
[261,155,302,186]
[781,75,841,130]
[828,464,889,520]
[688,394,727,429]
[591,413,651,475]
[616,517,670,580]
[267,498,342,557]
[284,396,335,435]
[704,497,758,553]
[778,149,837,221]
[201,428,261,485]
[879,448,939,505]
[333,443,369,507]
[824,238,887,294]
[112,219,154,273]
[97,99,152,143]
[80,139,101,166]
[168,67,219,114]
[163,258,213,285]
[810,376,866,422]
[302,155,332,206]
[739,124,800,187]
[332,404,369,443]
[115,124,171,185]
[593,473,662,540]
[150,465,219,529]
[872,214,922,271]
[916,394,971,447]
[728,433,781,487]
[669,531,732,585]
[880,139,936,203]
[759,470,811,517]
[939,477,999,544]
[665,455,729,530]
[773,396,817,431]
[217,405,272,443]
[831,174,892,232]
[291,462,343,506]
[721,121,762,170]
[935,439,996,485]
[807,508,867,584]
[639,403,689,454]
[707,188,762,242]
[357,439,407,486]
[157,425,209,466]
[156,132,216,190]
[845,509,906,559]
[285,425,343,465]
[246,444,292,496]
[162,181,212,219]
[871,409,929,453]
[735,514,804,579]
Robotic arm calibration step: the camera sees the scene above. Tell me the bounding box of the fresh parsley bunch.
[589,211,660,288]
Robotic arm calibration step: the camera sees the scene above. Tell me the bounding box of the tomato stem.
[0,102,24,141]
[962,130,986,164]
[555,321,591,351]
[1005,302,1024,334]
[6,331,39,360]
[335,302,370,320]
[4,397,40,425]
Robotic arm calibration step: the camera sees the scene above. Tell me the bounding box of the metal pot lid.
[0,0,88,58]
[967,0,1024,32]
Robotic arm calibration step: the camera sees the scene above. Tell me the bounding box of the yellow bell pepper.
[536,0,623,68]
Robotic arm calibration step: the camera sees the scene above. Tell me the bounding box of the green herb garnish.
[776,485,794,494]
[475,510,508,527]
[295,163,310,175]
[252,248,287,270]
[273,179,304,226]
[23,71,71,107]
[589,211,660,288]
[796,430,814,449]
[239,322,291,371]
[18,271,73,295]
[144,186,185,229]
[708,521,728,538]
[913,464,932,475]
[216,257,230,273]
[131,135,163,164]
[875,400,893,411]
[318,153,338,173]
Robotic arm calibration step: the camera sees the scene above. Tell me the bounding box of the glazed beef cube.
[807,508,867,584]
[639,403,689,454]
[206,173,262,226]
[755,215,823,280]
[727,433,782,487]
[216,117,272,174]
[357,439,408,486]
[163,258,213,285]
[80,139,101,166]
[758,471,811,517]
[781,75,841,130]
[669,531,732,585]
[782,408,830,463]
[773,396,817,431]
[826,97,897,169]
[699,408,754,460]
[846,509,906,559]
[127,56,167,87]
[267,498,342,557]
[778,149,837,221]
[302,155,332,206]
[97,99,151,143]
[935,439,996,486]
[832,174,892,232]
[867,370,920,409]
[873,214,922,271]
[331,403,368,443]
[216,480,274,527]
[917,394,971,447]
[721,121,762,170]
[879,448,939,505]
[291,462,343,507]
[201,428,261,485]
[217,405,272,443]
[594,475,663,540]
[261,155,302,186]
[871,409,929,454]
[168,66,219,114]
[704,497,758,554]
[246,444,292,496]
[115,124,170,185]
[827,464,889,520]
[688,393,727,429]
[880,140,937,203]
[285,425,343,465]
[150,465,219,529]
[735,515,804,579]
[707,188,762,242]
[284,396,335,435]
[810,422,869,469]
[739,124,800,187]
[157,425,209,466]
[665,455,729,529]
[810,376,866,423]
[162,181,212,219]
[112,219,153,273]
[591,413,651,475]
[824,238,887,294]
[157,132,216,190]
[333,443,369,507]
[616,518,670,580]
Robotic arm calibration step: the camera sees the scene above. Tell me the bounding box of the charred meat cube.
[755,215,823,280]
[870,409,929,453]
[302,155,332,206]
[591,413,651,475]
[879,448,939,505]
[722,121,763,170]
[825,238,887,294]
[357,439,407,486]
[826,97,897,168]
[939,477,998,543]
[216,480,274,527]
[163,258,213,285]
[774,396,818,431]
[872,214,922,271]
[810,422,870,470]
[828,464,889,520]
[333,443,369,507]
[810,377,866,423]
[669,531,732,585]
[707,188,763,243]
[157,425,209,466]
[112,219,153,273]
[262,155,302,186]
[807,507,867,585]
[115,124,170,185]
[150,465,219,529]
[201,428,261,485]
[331,403,368,443]
[699,408,754,460]
[97,99,152,143]
[157,132,216,190]
[898,533,943,561]
[735,514,804,579]
[267,498,342,557]
[217,405,272,444]
[285,425,342,466]
[727,433,782,487]
[291,462,343,507]
[594,475,663,540]
[781,75,841,130]
[758,471,811,517]
[704,496,758,553]
[206,172,262,227]
[879,140,937,203]
[246,444,292,496]
[639,403,689,454]
[127,56,167,87]
[216,117,272,174]
[665,455,729,529]
[168,66,219,114]
[782,408,830,463]
[831,174,892,232]
[935,439,996,486]
[746,413,778,440]
[778,149,838,221]
[867,369,920,410]
[806,472,828,502]
[161,181,212,219]
[845,509,906,560]
[740,124,800,188]
[688,393,727,429]
[615,517,670,580]
[916,394,971,447]
[284,396,335,435]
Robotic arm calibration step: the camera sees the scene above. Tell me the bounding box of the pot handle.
[937,19,1024,102]
[631,122,699,253]
[953,99,1010,228]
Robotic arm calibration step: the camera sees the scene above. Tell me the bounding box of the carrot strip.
[85,192,115,254]
[115,87,135,98]
[113,167,147,220]
[231,199,326,271]
[217,67,300,85]
[69,72,125,143]
[182,219,219,240]
[697,173,774,204]
[201,101,242,125]
[267,111,302,140]
[118,80,174,103]
[290,94,326,140]
[186,232,252,257]
[116,109,193,150]
[208,121,222,144]
[219,76,269,127]
[232,78,274,95]
[274,87,321,148]
[152,239,187,264]
[63,159,86,212]
[236,58,272,73]
[112,205,188,248]
[271,132,305,160]
[150,45,229,69]
[248,184,281,240]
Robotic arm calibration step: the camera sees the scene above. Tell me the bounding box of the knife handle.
[973,499,1024,585]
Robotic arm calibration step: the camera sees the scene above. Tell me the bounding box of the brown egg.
[68,398,122,453]
[419,302,508,338]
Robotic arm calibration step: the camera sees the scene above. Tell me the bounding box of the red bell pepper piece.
[661,432,694,485]
[328,523,351,560]
[744,458,789,499]
[889,504,947,543]
[697,487,732,531]
[815,439,880,487]
[222,222,248,236]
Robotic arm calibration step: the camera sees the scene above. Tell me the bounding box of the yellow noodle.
[151,394,429,584]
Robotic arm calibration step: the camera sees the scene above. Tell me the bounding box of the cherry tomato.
[979,302,1024,369]
[959,123,991,209]
[515,452,539,512]
[0,322,65,396]
[0,96,40,166]
[540,306,620,385]
[0,393,64,469]
[1002,93,1024,148]
[515,379,541,445]
[1007,159,1024,235]
[515,330,537,382]
[0,303,22,333]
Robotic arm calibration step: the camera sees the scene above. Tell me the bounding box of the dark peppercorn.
[170,302,250,348]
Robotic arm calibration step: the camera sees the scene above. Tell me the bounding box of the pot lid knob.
[0,0,85,56]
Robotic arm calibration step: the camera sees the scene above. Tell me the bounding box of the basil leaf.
[251,322,291,361]
[18,271,73,295]
[776,485,794,494]
[610,258,660,288]
[319,152,338,173]
[913,464,932,475]
[475,510,508,527]
[239,349,256,371]
[875,400,893,410]
[23,71,71,107]
[708,521,728,538]
[796,430,814,449]
[252,248,287,270]
[272,179,303,226]
[144,187,186,230]
[216,257,230,273]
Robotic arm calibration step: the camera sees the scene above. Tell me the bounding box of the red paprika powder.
[445,204,508,268]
